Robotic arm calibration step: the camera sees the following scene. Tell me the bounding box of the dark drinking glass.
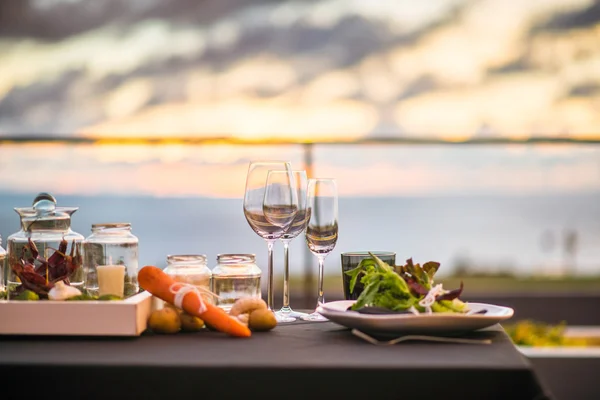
[341,251,396,300]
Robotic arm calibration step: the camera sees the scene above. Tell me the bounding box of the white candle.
[97,265,125,298]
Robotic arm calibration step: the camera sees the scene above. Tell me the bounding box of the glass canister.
[0,236,6,299]
[6,192,84,299]
[211,254,261,312]
[164,255,212,304]
[83,223,139,298]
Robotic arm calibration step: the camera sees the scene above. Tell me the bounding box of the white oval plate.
[316,300,514,335]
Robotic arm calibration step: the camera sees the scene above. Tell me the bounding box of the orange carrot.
[138,265,251,338]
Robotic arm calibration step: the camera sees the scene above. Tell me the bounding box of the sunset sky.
[1,0,599,138]
[1,142,599,198]
[0,0,599,197]
[2,0,600,280]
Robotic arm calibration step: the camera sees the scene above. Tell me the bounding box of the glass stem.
[267,240,275,311]
[316,255,326,307]
[281,239,291,313]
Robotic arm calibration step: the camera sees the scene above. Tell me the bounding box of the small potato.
[248,309,277,332]
[180,312,205,332]
[230,297,267,317]
[148,308,181,334]
[237,313,250,326]
[163,302,182,313]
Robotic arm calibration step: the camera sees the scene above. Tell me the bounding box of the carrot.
[138,265,251,338]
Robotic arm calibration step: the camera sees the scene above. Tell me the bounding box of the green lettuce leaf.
[347,253,467,314]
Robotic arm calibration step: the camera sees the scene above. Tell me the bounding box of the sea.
[1,193,599,279]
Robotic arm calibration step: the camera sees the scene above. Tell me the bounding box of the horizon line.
[1,135,600,146]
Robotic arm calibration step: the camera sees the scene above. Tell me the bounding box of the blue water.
[1,193,599,279]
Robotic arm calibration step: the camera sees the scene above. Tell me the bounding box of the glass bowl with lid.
[6,192,84,299]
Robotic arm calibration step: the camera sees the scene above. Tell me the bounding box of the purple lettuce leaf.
[436,281,464,301]
[406,277,429,296]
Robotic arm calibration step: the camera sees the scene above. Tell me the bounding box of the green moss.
[14,290,40,301]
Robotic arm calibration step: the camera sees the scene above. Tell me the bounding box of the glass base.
[274,310,296,323]
[288,309,310,319]
[275,307,310,322]
[300,311,328,322]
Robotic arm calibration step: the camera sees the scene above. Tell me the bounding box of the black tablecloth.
[0,321,552,400]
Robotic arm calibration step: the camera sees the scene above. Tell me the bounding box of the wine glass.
[267,170,310,321]
[243,161,295,315]
[301,178,338,321]
[263,170,301,322]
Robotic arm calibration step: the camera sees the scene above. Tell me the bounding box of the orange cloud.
[79,97,378,142]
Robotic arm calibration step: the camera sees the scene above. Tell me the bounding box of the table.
[0,321,552,400]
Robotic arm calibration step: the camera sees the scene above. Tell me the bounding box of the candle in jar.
[97,265,125,298]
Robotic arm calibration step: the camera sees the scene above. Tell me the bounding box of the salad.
[505,320,596,347]
[345,253,469,314]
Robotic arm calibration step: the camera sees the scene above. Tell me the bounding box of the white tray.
[0,291,152,336]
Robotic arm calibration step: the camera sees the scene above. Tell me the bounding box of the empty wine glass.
[301,178,338,321]
[243,161,295,314]
[268,170,310,321]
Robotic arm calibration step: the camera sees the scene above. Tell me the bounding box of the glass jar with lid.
[6,192,84,299]
[211,254,261,312]
[164,255,213,304]
[83,223,139,298]
[0,235,6,298]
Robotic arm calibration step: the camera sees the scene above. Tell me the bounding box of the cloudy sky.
[1,0,599,138]
[0,0,599,197]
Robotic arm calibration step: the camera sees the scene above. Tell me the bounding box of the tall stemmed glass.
[301,178,338,321]
[268,170,310,321]
[243,161,296,315]
[263,170,301,322]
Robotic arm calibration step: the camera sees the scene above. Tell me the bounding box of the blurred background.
[1,0,600,306]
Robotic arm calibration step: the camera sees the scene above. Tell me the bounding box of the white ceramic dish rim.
[318,300,514,320]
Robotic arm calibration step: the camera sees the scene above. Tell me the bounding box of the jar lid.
[216,254,256,264]
[92,223,131,231]
[167,254,207,264]
[14,192,78,232]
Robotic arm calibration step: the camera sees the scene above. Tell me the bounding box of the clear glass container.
[83,223,139,298]
[0,236,6,298]
[211,254,261,312]
[6,192,84,299]
[164,255,213,304]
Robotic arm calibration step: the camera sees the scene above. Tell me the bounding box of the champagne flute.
[268,170,310,321]
[243,161,295,314]
[301,178,338,321]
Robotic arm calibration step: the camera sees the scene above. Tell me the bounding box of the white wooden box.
[0,291,152,336]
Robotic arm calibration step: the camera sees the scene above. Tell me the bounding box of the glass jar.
[6,192,84,299]
[83,223,139,298]
[164,255,212,304]
[0,236,6,298]
[211,254,261,312]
